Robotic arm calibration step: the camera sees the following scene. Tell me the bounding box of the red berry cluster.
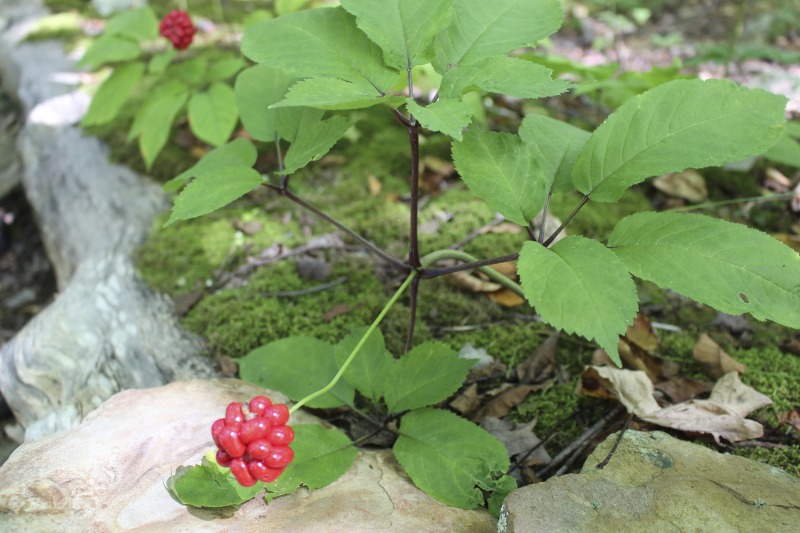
[211,396,295,487]
[159,10,196,50]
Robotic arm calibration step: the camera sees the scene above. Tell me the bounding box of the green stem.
[420,249,523,297]
[289,271,419,414]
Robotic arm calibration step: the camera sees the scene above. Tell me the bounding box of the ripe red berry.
[225,402,245,429]
[267,425,294,446]
[246,439,273,462]
[263,404,290,426]
[265,445,294,469]
[159,9,196,50]
[218,428,246,458]
[249,395,272,415]
[248,460,284,483]
[230,458,257,487]
[215,449,232,467]
[210,418,226,447]
[240,417,271,444]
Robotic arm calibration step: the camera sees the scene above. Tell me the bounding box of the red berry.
[159,10,196,50]
[240,418,271,444]
[248,460,284,483]
[225,402,245,429]
[249,395,272,415]
[246,439,273,462]
[263,404,290,426]
[218,428,246,458]
[265,445,294,469]
[230,458,257,487]
[215,449,232,467]
[210,418,226,446]
[267,425,294,446]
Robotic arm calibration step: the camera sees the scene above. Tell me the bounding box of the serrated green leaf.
[188,82,239,147]
[82,62,144,126]
[394,408,509,509]
[132,83,189,169]
[242,7,399,92]
[786,120,800,138]
[275,0,308,15]
[406,98,472,140]
[172,56,209,86]
[572,79,787,202]
[164,137,258,192]
[763,130,800,168]
[340,0,453,70]
[263,425,357,501]
[518,237,638,365]
[128,80,187,142]
[79,34,140,69]
[166,166,262,225]
[239,337,355,408]
[208,57,246,83]
[334,327,394,403]
[433,0,563,73]
[283,114,352,174]
[148,48,176,74]
[166,452,262,508]
[487,475,517,518]
[384,342,473,413]
[272,78,403,111]
[608,212,800,328]
[518,113,590,193]
[452,130,545,225]
[105,6,158,41]
[439,56,569,100]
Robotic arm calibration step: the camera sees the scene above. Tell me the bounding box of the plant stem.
[543,195,589,247]
[408,121,421,267]
[420,249,523,297]
[421,252,519,279]
[404,275,421,353]
[289,271,419,414]
[538,191,552,244]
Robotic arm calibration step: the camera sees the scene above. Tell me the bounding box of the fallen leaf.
[653,169,708,202]
[777,409,800,434]
[367,174,382,196]
[322,303,350,322]
[763,167,791,192]
[793,181,800,212]
[481,417,551,464]
[625,313,658,352]
[450,383,480,415]
[489,261,518,278]
[171,289,204,317]
[487,289,525,307]
[233,219,263,235]
[710,312,752,334]
[446,271,502,293]
[484,223,522,235]
[295,257,332,281]
[655,377,714,404]
[693,333,746,378]
[470,385,540,422]
[419,155,455,195]
[516,334,558,384]
[459,343,495,369]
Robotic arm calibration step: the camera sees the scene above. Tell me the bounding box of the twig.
[596,414,632,469]
[543,195,589,247]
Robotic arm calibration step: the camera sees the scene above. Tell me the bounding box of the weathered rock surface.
[501,430,800,533]
[0,379,496,532]
[0,0,216,439]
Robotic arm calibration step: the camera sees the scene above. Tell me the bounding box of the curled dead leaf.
[449,383,480,415]
[481,417,551,465]
[693,333,746,378]
[446,271,502,293]
[470,385,543,422]
[777,409,800,434]
[653,169,708,203]
[487,289,525,307]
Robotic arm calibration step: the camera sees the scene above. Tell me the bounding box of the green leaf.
[166,451,262,508]
[78,34,140,69]
[439,56,569,100]
[394,408,509,509]
[433,0,563,72]
[786,120,800,138]
[487,475,517,518]
[763,130,800,168]
[207,57,247,83]
[82,62,145,126]
[148,48,176,74]
[383,342,473,413]
[188,82,239,147]
[130,82,189,169]
[164,137,258,192]
[275,0,309,15]
[172,56,209,87]
[340,0,453,70]
[283,114,352,174]
[241,7,399,92]
[572,79,788,202]
[238,337,355,408]
[518,113,590,194]
[452,130,545,225]
[608,212,800,328]
[518,237,638,365]
[263,425,357,501]
[406,98,473,140]
[334,327,394,403]
[105,6,158,41]
[165,166,263,225]
[272,78,404,111]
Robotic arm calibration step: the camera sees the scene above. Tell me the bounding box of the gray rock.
[92,0,149,17]
[0,379,496,532]
[501,430,800,533]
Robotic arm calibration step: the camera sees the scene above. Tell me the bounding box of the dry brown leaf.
[466,359,507,381]
[591,348,615,367]
[446,271,502,293]
[693,333,746,378]
[367,174,382,196]
[322,303,350,322]
[419,155,455,194]
[654,377,714,404]
[764,167,791,192]
[233,219,263,236]
[777,409,800,434]
[516,334,558,384]
[470,385,540,422]
[653,169,708,202]
[625,312,658,352]
[483,223,522,235]
[481,417,551,465]
[218,355,238,377]
[487,289,525,307]
[489,261,518,278]
[449,383,480,415]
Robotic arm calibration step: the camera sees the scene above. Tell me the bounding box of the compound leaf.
[241,6,398,92]
[394,408,509,509]
[239,336,355,408]
[79,34,140,69]
[433,0,562,73]
[165,166,262,225]
[164,137,257,192]
[167,451,262,508]
[340,0,453,70]
[518,237,638,365]
[105,6,158,41]
[272,78,403,111]
[518,113,590,193]
[384,342,473,413]
[608,212,800,328]
[439,56,569,100]
[188,82,239,147]
[82,62,145,126]
[572,79,787,202]
[334,327,394,403]
[283,114,352,174]
[406,98,473,140]
[452,130,545,225]
[263,425,357,501]
[130,81,189,169]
